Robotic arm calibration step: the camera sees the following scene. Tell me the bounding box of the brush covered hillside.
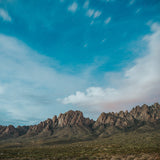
[0,103,160,160]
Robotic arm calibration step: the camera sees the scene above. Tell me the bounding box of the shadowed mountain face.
[0,103,160,140]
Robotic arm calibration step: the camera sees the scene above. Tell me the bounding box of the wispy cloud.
[106,0,116,2]
[90,20,94,25]
[68,2,78,13]
[84,43,88,48]
[101,38,106,43]
[0,34,87,124]
[136,8,141,14]
[129,0,135,5]
[104,17,111,24]
[0,8,12,22]
[86,9,94,17]
[61,23,160,112]
[93,10,101,18]
[0,85,4,94]
[83,0,89,9]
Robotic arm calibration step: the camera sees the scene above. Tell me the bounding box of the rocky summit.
[0,103,160,140]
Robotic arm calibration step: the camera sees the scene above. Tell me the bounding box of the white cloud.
[93,10,101,19]
[0,34,88,122]
[68,2,78,13]
[0,8,12,22]
[83,0,89,9]
[104,17,111,24]
[86,9,94,17]
[61,23,160,112]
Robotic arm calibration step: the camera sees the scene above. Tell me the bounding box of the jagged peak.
[57,110,86,127]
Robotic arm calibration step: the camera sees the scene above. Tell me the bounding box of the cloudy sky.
[0,0,160,126]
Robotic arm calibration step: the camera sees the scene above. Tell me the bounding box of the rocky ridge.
[0,103,160,139]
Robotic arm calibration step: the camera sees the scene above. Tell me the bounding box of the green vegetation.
[0,128,160,160]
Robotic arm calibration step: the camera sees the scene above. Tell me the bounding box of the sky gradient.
[0,0,160,126]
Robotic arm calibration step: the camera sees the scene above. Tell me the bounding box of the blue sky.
[0,0,160,126]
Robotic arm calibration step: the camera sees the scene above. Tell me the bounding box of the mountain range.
[0,103,160,141]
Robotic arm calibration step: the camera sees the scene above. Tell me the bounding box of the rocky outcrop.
[17,126,29,136]
[57,110,94,127]
[130,103,160,122]
[0,103,160,139]
[26,118,53,136]
[25,110,94,137]
[0,125,6,134]
[0,125,19,138]
[94,103,160,129]
[94,111,135,129]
